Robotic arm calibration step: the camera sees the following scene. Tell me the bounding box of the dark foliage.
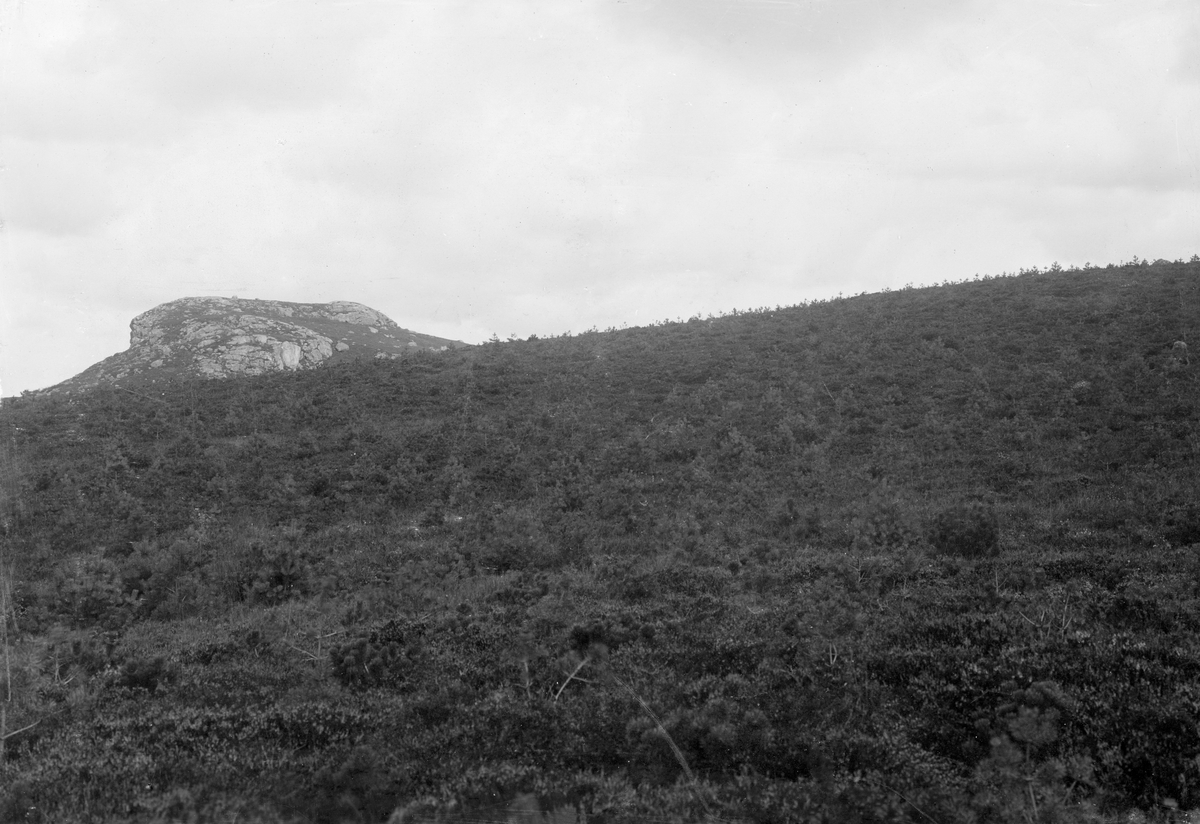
[928,501,1001,557]
[1,259,1199,822]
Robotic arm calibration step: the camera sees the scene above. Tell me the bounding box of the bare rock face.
[129,298,347,378]
[42,297,465,394]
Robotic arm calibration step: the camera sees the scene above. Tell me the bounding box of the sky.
[1,0,1198,396]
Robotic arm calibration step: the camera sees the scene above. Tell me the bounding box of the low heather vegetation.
[0,258,1198,822]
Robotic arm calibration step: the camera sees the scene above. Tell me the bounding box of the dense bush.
[847,483,920,551]
[1164,504,1200,547]
[928,501,1000,557]
[115,656,176,693]
[330,621,426,690]
[1,259,1199,822]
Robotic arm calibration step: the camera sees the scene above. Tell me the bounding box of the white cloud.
[1,0,1198,395]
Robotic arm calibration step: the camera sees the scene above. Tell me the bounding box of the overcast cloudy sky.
[2,0,1198,395]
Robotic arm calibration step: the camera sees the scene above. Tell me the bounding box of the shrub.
[116,656,176,693]
[330,636,409,689]
[1163,505,1200,547]
[38,627,117,682]
[848,485,919,552]
[330,622,425,690]
[119,536,205,621]
[928,502,1000,558]
[770,498,822,544]
[468,505,560,572]
[308,746,400,824]
[239,544,308,606]
[970,705,1098,823]
[53,556,142,631]
[627,697,774,780]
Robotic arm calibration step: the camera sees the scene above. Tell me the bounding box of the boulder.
[37,296,467,394]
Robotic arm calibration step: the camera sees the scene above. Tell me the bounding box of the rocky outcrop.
[41,297,466,394]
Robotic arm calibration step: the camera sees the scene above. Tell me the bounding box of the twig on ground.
[553,656,591,701]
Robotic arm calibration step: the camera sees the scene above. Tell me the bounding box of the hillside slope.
[0,259,1198,823]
